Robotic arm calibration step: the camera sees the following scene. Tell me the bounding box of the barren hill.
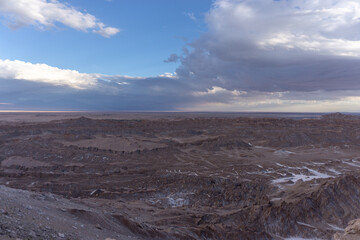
[1,113,360,239]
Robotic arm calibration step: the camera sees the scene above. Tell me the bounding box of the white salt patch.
[188,172,198,176]
[271,197,281,201]
[272,168,332,184]
[305,168,331,179]
[327,223,344,232]
[274,150,295,156]
[275,163,301,170]
[148,199,160,205]
[328,168,341,175]
[284,238,323,240]
[297,221,317,229]
[166,169,199,177]
[246,169,276,177]
[167,197,189,207]
[342,160,360,168]
[311,162,325,166]
[272,174,314,184]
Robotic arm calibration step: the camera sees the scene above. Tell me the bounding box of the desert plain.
[0,112,360,239]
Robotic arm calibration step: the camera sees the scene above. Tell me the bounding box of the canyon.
[0,112,359,239]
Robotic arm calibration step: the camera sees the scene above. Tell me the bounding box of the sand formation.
[0,113,360,239]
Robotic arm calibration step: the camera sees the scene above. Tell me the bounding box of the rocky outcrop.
[334,219,360,240]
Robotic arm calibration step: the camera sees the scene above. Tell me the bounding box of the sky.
[1,0,360,112]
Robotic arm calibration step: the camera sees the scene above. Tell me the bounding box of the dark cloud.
[164,54,180,63]
[0,77,195,111]
[175,0,360,94]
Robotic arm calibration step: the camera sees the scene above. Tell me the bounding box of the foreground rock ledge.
[334,219,360,240]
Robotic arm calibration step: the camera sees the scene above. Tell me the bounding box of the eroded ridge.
[1,113,360,239]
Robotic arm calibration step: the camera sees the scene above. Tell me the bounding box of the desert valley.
[0,112,360,239]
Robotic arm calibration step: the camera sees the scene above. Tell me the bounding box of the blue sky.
[0,0,210,76]
[1,0,360,112]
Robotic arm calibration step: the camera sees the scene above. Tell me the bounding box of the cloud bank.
[175,0,360,106]
[0,59,195,111]
[2,0,360,111]
[1,57,360,112]
[0,59,98,89]
[0,0,120,37]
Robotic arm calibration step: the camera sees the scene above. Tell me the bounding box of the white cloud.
[206,0,360,57]
[183,89,360,112]
[0,58,196,111]
[0,0,120,37]
[93,22,120,38]
[193,86,245,96]
[0,59,98,89]
[158,72,178,78]
[184,12,196,21]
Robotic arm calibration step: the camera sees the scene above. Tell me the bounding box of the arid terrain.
[1,112,360,239]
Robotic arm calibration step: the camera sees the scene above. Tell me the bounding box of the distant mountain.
[321,112,360,120]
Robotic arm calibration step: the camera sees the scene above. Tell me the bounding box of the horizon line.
[0,110,355,114]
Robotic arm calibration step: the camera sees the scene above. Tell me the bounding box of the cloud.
[4,0,360,111]
[158,72,178,78]
[93,23,120,38]
[207,0,360,56]
[183,89,360,112]
[193,86,245,97]
[184,12,196,22]
[0,0,120,37]
[0,77,194,111]
[164,54,180,63]
[175,0,360,94]
[2,58,360,112]
[0,59,99,89]
[0,58,196,111]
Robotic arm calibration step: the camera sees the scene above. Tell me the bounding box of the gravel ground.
[0,185,140,240]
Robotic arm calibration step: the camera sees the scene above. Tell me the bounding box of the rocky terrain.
[334,219,360,240]
[1,112,360,239]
